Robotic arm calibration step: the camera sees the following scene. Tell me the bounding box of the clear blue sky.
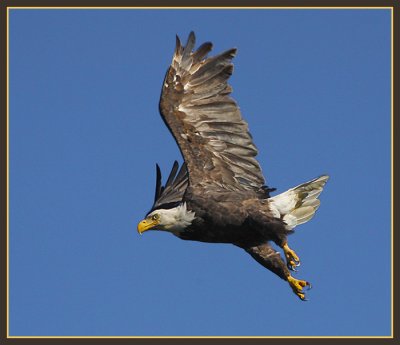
[9,9,391,336]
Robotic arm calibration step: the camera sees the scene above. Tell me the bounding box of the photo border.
[1,1,397,343]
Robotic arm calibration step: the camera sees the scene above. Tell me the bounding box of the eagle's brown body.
[180,188,289,248]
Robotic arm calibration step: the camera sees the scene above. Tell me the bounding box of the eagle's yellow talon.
[289,260,299,271]
[287,275,311,301]
[283,243,300,270]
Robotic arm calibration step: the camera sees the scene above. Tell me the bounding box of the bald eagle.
[137,32,329,300]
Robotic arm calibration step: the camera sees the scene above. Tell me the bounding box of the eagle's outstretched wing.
[159,32,266,192]
[147,161,189,215]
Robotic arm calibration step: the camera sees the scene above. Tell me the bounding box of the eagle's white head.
[137,203,195,234]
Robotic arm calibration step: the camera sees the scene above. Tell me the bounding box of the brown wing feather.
[159,32,265,192]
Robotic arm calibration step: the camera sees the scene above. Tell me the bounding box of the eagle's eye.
[151,214,160,221]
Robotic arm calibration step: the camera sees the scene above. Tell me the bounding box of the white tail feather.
[269,175,329,230]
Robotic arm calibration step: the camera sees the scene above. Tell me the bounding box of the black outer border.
[1,1,398,344]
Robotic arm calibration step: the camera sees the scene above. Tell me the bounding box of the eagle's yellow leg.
[287,275,311,301]
[283,242,300,271]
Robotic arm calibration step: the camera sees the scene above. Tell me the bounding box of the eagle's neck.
[160,203,196,233]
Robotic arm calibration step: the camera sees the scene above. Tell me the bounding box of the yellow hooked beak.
[137,218,159,234]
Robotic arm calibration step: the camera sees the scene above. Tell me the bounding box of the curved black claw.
[287,260,301,272]
[306,282,312,290]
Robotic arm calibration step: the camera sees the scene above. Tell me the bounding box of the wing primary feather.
[165,160,179,188]
[175,35,182,55]
[175,162,188,185]
[192,42,213,64]
[180,32,196,70]
[154,164,162,204]
[184,31,196,56]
